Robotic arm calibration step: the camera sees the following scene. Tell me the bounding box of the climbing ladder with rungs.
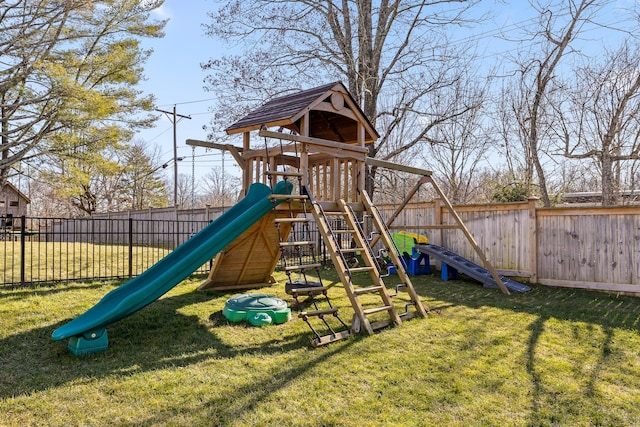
[268,180,352,347]
[308,186,428,340]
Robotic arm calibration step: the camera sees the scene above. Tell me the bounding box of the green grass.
[1,271,640,426]
[0,241,174,283]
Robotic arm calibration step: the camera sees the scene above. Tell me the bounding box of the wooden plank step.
[279,240,314,247]
[284,263,322,271]
[265,170,304,177]
[353,285,385,295]
[332,229,355,234]
[311,330,353,347]
[274,217,309,223]
[369,318,394,331]
[362,305,394,315]
[348,266,374,273]
[287,286,329,295]
[341,248,364,253]
[269,194,309,200]
[299,308,339,318]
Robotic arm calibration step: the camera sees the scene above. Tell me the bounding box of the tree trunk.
[601,146,615,206]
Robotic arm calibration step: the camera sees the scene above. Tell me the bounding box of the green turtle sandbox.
[223,294,291,326]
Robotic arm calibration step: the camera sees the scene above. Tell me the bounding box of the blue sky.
[137,0,637,184]
[137,0,230,181]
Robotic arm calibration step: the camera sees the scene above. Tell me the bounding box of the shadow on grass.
[414,274,640,331]
[0,288,320,400]
[414,274,639,424]
[115,337,356,426]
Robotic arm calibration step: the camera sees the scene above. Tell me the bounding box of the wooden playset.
[187,82,509,346]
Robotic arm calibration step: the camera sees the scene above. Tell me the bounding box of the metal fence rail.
[1,216,212,286]
[0,215,331,286]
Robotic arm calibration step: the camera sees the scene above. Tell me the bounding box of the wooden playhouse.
[187,82,508,345]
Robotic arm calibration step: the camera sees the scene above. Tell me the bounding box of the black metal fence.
[0,215,332,286]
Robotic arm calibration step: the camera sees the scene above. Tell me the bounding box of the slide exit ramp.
[416,244,531,293]
[52,181,293,354]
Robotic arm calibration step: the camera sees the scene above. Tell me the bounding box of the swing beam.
[187,133,509,295]
[363,159,510,295]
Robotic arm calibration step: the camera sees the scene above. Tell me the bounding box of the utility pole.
[156,106,191,206]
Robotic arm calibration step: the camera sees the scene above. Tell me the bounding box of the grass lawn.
[0,241,186,284]
[1,270,639,426]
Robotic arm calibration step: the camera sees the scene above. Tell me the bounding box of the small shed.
[0,182,30,227]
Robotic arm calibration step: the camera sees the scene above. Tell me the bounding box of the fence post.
[528,197,539,283]
[20,215,26,286]
[433,197,442,270]
[128,217,133,278]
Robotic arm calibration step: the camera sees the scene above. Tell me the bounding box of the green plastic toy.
[223,294,291,326]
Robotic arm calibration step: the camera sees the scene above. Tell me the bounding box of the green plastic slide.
[52,181,293,353]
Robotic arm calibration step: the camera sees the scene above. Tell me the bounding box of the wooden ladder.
[309,189,428,339]
[268,182,352,347]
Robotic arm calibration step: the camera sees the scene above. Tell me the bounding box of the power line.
[155,97,218,108]
[155,107,192,206]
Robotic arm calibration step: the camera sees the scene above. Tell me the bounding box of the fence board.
[5,201,640,296]
[379,200,640,296]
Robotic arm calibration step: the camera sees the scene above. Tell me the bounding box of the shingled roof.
[225,82,379,144]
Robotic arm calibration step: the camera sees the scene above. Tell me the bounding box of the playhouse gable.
[225,82,379,144]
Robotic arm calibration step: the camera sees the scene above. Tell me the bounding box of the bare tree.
[503,0,607,207]
[561,41,640,206]
[418,77,493,203]
[199,166,242,208]
[202,0,485,193]
[171,173,193,209]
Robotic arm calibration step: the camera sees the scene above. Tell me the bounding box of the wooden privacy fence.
[378,198,640,296]
[87,198,640,295]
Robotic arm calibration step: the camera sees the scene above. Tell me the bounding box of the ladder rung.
[348,266,374,273]
[341,248,364,253]
[288,286,329,295]
[369,319,395,331]
[266,171,304,177]
[275,217,309,223]
[311,330,352,347]
[332,229,355,234]
[284,263,321,271]
[353,285,384,295]
[299,308,339,317]
[362,305,394,315]
[269,194,309,200]
[280,241,314,247]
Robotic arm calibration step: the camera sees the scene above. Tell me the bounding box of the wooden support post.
[300,113,309,187]
[425,176,510,295]
[243,132,251,194]
[528,197,539,283]
[433,196,442,271]
[384,176,428,228]
[342,160,348,200]
[262,157,268,185]
[332,158,340,201]
[370,175,428,249]
[358,123,366,199]
[350,161,358,202]
[322,162,329,200]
